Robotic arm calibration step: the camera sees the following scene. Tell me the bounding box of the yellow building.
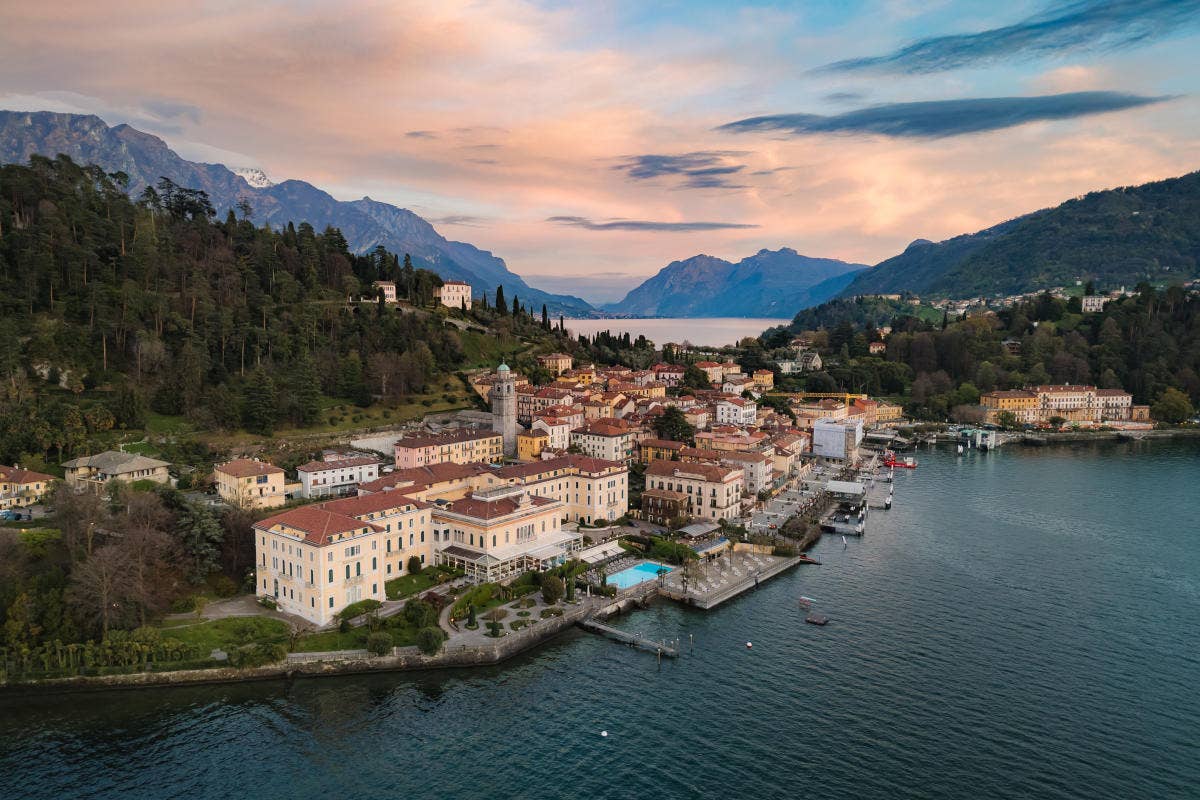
[254,492,431,625]
[752,369,774,390]
[980,390,1039,424]
[216,458,288,509]
[517,430,549,461]
[433,487,580,582]
[874,401,905,424]
[0,465,56,509]
[536,352,574,376]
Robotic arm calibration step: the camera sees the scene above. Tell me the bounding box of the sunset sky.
[3,0,1199,302]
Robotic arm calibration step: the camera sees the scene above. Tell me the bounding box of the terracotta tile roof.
[640,439,685,451]
[216,458,283,478]
[0,465,55,484]
[437,493,555,521]
[296,456,379,473]
[255,506,381,546]
[394,428,501,449]
[646,460,741,483]
[358,462,493,493]
[321,491,430,517]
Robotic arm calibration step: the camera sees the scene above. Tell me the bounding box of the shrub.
[467,604,477,626]
[541,575,564,604]
[406,555,423,576]
[403,599,439,628]
[210,575,238,598]
[170,596,197,613]
[336,598,383,621]
[416,626,445,655]
[230,642,286,668]
[338,618,351,634]
[366,631,393,656]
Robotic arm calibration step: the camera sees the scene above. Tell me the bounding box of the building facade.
[434,280,472,309]
[297,456,381,499]
[216,458,288,509]
[63,451,171,491]
[0,465,55,509]
[645,461,743,522]
[432,487,580,582]
[395,428,504,468]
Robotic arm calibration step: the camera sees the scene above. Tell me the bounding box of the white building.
[434,280,473,310]
[812,418,864,461]
[297,455,381,499]
[570,419,635,463]
[715,397,757,426]
[532,415,573,452]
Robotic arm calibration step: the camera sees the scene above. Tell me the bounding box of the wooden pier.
[577,618,680,657]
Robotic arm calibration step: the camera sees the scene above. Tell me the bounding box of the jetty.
[577,618,679,657]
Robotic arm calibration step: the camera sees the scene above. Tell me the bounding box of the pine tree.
[541,304,549,329]
[512,295,520,317]
[495,285,506,313]
[241,368,278,435]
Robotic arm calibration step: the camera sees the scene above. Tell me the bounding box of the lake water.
[563,317,789,348]
[3,441,1198,800]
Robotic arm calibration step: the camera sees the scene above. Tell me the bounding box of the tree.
[682,364,711,391]
[366,630,393,656]
[484,608,506,637]
[406,555,423,575]
[416,626,444,655]
[652,406,695,443]
[495,285,506,313]
[1151,388,1194,424]
[241,368,278,435]
[67,545,134,639]
[403,598,438,629]
[541,575,564,604]
[995,411,1019,430]
[175,502,224,583]
[467,604,477,627]
[541,304,549,329]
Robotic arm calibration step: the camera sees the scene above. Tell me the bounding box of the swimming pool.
[608,561,673,590]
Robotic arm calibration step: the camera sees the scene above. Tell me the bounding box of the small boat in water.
[805,613,829,626]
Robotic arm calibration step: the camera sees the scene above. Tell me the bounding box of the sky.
[2,0,1199,303]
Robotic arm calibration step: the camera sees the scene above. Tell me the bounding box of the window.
[329,597,334,608]
[345,565,351,579]
[371,557,377,570]
[328,568,333,582]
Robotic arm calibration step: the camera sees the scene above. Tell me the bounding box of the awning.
[578,540,624,564]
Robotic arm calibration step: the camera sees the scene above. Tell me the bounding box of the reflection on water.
[3,441,1198,800]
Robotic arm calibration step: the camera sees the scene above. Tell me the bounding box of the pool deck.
[657,551,803,610]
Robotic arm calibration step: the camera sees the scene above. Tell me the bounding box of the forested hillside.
[763,288,1200,421]
[840,170,1200,298]
[0,154,502,467]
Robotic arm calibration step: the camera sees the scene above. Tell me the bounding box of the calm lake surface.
[564,317,789,348]
[3,441,1198,800]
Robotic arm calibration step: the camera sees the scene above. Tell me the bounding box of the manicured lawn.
[385,566,460,600]
[159,617,290,652]
[293,617,421,652]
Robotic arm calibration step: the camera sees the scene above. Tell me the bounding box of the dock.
[577,618,679,657]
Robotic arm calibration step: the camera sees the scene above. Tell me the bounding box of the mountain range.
[0,110,593,315]
[838,170,1200,299]
[604,248,866,317]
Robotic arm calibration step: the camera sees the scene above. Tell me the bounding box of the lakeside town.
[3,296,1185,685]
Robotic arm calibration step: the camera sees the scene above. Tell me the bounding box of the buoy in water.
[600,731,608,737]
[745,641,753,649]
